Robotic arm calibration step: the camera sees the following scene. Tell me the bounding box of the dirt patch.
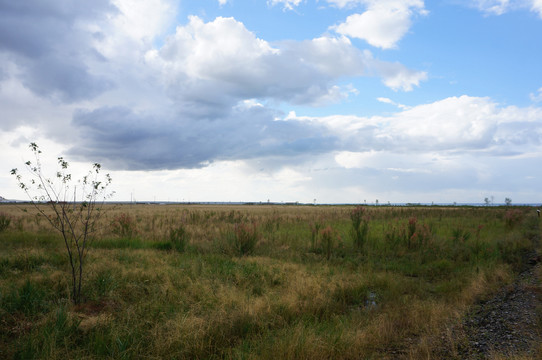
[73,298,118,316]
[456,261,541,359]
[73,299,118,333]
[430,255,542,360]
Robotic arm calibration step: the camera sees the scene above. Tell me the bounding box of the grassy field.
[0,203,540,359]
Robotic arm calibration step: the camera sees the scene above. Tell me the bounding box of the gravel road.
[455,258,541,359]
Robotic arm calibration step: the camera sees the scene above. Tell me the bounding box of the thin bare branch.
[11,143,113,304]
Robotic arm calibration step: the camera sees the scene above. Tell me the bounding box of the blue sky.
[1,0,542,204]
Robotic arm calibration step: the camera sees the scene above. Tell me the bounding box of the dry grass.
[0,204,539,359]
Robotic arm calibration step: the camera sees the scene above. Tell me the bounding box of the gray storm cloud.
[0,0,116,102]
[70,105,339,170]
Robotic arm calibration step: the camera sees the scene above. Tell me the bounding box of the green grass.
[0,204,539,359]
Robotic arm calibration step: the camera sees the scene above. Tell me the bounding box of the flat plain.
[0,204,540,359]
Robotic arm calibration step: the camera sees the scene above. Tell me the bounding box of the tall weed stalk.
[228,222,259,256]
[169,223,189,252]
[350,206,369,251]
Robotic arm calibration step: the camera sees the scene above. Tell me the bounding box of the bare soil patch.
[436,256,541,359]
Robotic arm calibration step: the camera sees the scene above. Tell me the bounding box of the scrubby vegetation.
[0,204,539,359]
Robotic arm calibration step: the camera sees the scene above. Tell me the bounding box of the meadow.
[0,203,540,359]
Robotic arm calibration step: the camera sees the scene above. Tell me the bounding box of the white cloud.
[294,95,542,156]
[473,0,511,15]
[461,0,542,17]
[376,97,394,104]
[1,5,428,173]
[334,150,375,168]
[111,0,176,41]
[147,16,425,110]
[377,97,409,109]
[379,64,427,91]
[530,87,542,102]
[326,0,363,8]
[93,0,177,64]
[533,0,542,17]
[364,50,427,91]
[379,96,500,149]
[330,148,535,203]
[273,168,312,184]
[331,0,427,49]
[304,96,542,202]
[154,16,279,82]
[0,127,95,201]
[2,1,541,205]
[268,0,303,11]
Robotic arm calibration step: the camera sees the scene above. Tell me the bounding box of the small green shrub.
[225,210,244,224]
[110,213,137,238]
[3,253,47,273]
[521,213,539,240]
[332,283,371,309]
[15,305,80,359]
[350,206,369,251]
[425,259,453,280]
[399,217,434,249]
[496,232,531,269]
[412,223,433,248]
[1,279,48,316]
[94,269,117,297]
[309,220,322,251]
[153,241,173,251]
[228,222,259,256]
[407,217,417,241]
[263,212,281,233]
[504,209,524,230]
[92,237,147,249]
[384,224,405,248]
[320,226,337,260]
[0,212,11,232]
[169,224,189,252]
[451,227,471,243]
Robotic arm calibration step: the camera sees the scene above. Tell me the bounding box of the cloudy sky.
[1,0,542,204]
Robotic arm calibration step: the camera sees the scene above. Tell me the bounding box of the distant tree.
[484,197,490,206]
[505,197,512,206]
[11,143,113,304]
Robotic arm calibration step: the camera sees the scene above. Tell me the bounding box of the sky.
[1,0,542,204]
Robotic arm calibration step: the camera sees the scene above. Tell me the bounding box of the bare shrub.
[11,143,113,304]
